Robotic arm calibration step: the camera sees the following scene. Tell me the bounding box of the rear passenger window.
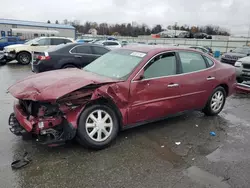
[143,52,176,79]
[179,52,207,73]
[51,39,66,45]
[74,46,92,54]
[92,46,109,55]
[64,39,72,44]
[204,56,214,67]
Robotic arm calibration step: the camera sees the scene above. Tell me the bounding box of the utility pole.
[175,22,177,37]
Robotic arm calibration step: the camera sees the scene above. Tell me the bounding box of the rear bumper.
[31,61,53,73]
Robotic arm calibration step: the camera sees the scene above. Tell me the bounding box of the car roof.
[122,45,198,53]
[37,36,74,40]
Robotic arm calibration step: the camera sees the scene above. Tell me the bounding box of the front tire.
[77,104,119,150]
[17,52,31,65]
[203,86,226,116]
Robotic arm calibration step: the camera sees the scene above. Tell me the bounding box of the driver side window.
[143,52,177,79]
[37,38,50,46]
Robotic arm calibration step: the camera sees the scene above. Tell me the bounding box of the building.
[88,28,98,36]
[0,19,76,39]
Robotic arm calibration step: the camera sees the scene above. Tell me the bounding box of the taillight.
[38,55,50,60]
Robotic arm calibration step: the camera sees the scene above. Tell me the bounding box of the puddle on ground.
[184,166,230,188]
[137,133,184,166]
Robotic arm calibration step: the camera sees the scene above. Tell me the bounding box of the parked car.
[189,46,213,56]
[76,39,94,43]
[193,33,212,39]
[8,46,236,149]
[178,32,194,38]
[94,40,122,50]
[234,56,250,83]
[31,43,110,73]
[3,37,74,65]
[221,46,250,65]
[0,36,25,51]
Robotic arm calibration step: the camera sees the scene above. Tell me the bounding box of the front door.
[128,52,183,125]
[176,51,218,111]
[31,38,51,52]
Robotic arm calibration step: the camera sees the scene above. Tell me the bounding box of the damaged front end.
[9,99,79,146]
[8,84,104,147]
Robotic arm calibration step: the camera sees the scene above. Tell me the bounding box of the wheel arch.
[81,97,124,130]
[216,83,229,96]
[16,50,32,58]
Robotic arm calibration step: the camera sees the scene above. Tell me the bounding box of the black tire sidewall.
[17,52,31,65]
[62,64,77,69]
[204,86,226,116]
[77,104,119,149]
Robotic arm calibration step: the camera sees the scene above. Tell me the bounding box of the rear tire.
[62,64,77,69]
[236,77,243,83]
[17,52,31,65]
[77,104,119,150]
[203,86,226,116]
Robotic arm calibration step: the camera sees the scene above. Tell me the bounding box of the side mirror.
[31,42,39,46]
[230,50,232,52]
[134,72,145,81]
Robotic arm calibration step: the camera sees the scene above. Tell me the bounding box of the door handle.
[167,83,179,88]
[207,76,215,80]
[74,55,82,58]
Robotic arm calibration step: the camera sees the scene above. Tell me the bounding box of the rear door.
[176,51,218,111]
[70,45,96,67]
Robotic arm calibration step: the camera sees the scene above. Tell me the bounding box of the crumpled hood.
[8,68,118,102]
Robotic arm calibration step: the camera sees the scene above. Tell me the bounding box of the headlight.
[234,61,242,67]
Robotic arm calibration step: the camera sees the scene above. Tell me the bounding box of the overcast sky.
[1,0,250,36]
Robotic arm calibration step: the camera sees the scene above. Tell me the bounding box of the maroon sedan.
[8,46,236,149]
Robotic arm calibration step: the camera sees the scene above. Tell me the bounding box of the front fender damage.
[11,83,128,146]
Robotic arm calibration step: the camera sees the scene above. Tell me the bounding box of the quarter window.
[143,52,176,79]
[204,56,214,67]
[179,52,207,73]
[92,46,110,55]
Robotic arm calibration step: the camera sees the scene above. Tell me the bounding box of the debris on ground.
[192,158,195,161]
[210,132,216,136]
[161,145,165,148]
[11,152,32,170]
[175,142,181,145]
[195,125,199,127]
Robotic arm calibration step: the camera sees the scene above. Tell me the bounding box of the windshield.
[83,49,146,80]
[25,38,40,45]
[232,47,250,54]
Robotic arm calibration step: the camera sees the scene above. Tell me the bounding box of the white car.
[3,37,75,65]
[94,40,122,50]
[234,56,250,83]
